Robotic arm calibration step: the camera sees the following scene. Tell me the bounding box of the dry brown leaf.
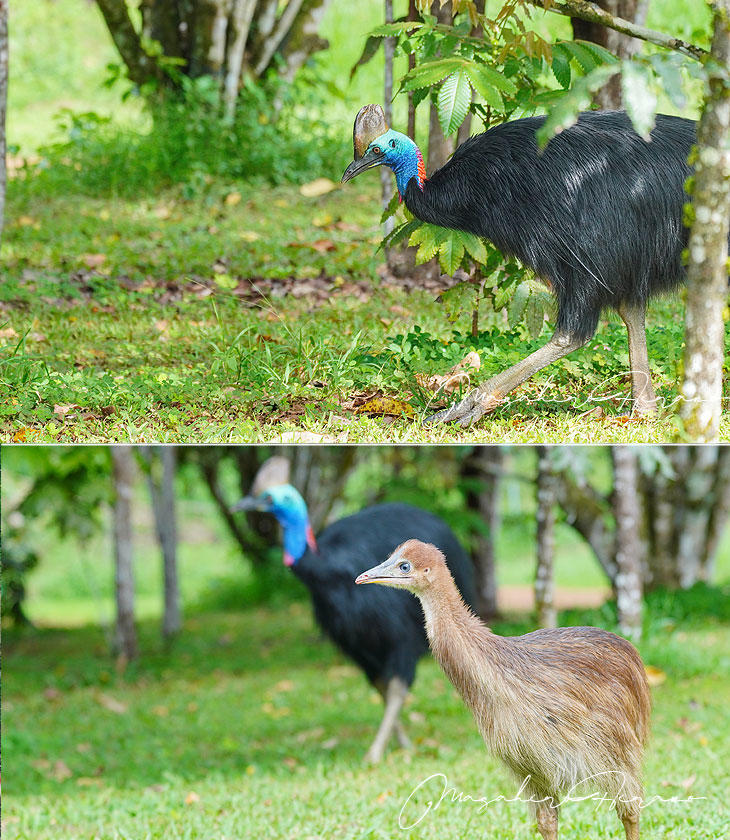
[0,326,18,339]
[185,791,201,805]
[645,665,667,686]
[97,693,128,715]
[81,253,107,269]
[53,404,77,419]
[52,760,73,782]
[152,705,169,718]
[224,191,241,206]
[417,351,481,395]
[299,178,337,197]
[77,777,103,787]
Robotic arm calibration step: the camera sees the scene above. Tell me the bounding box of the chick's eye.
[399,562,411,574]
[372,146,381,155]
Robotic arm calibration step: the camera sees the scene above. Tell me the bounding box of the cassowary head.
[355,539,445,594]
[232,457,315,566]
[341,104,425,197]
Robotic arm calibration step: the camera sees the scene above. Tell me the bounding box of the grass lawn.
[3,590,730,840]
[4,175,730,444]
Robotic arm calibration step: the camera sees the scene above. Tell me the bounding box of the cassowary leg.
[534,800,559,840]
[364,676,409,764]
[620,813,640,840]
[426,331,589,427]
[373,679,412,750]
[618,302,657,416]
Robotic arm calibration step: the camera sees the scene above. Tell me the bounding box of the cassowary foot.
[363,743,385,765]
[426,388,502,427]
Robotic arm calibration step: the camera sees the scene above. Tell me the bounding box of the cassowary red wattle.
[342,104,723,426]
[233,456,476,764]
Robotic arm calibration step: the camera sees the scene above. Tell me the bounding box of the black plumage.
[293,502,476,689]
[404,111,701,341]
[343,106,727,423]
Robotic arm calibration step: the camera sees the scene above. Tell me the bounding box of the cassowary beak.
[355,557,409,587]
[341,148,386,183]
[231,495,264,513]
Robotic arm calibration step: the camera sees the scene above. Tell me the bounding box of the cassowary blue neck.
[270,490,317,567]
[377,129,426,197]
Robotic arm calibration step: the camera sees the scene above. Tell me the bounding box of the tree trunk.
[95,0,332,105]
[460,446,501,621]
[571,0,642,108]
[611,447,643,640]
[702,446,730,581]
[679,4,730,442]
[112,447,137,661]
[140,447,181,640]
[535,447,557,629]
[381,0,396,237]
[0,0,8,242]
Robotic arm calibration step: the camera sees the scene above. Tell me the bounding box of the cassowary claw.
[425,389,502,427]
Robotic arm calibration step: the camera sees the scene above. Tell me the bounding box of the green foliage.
[17,72,346,197]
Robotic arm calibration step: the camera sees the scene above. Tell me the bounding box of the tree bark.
[381,0,396,237]
[535,447,557,629]
[531,0,707,61]
[427,0,455,172]
[112,447,137,660]
[702,445,730,581]
[0,0,7,243]
[611,447,643,640]
[461,446,501,621]
[571,0,642,108]
[140,447,181,640]
[676,446,719,587]
[96,0,165,87]
[679,4,730,442]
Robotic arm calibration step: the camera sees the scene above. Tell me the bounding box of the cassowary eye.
[399,562,411,574]
[389,139,396,148]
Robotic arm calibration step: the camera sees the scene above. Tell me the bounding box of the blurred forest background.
[4,444,730,840]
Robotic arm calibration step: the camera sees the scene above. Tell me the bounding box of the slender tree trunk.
[611,447,643,640]
[112,448,137,660]
[702,446,730,581]
[141,447,181,640]
[679,4,730,442]
[571,0,642,108]
[427,0,455,172]
[0,0,8,243]
[535,447,557,629]
[461,447,501,621]
[381,0,396,236]
[407,0,417,139]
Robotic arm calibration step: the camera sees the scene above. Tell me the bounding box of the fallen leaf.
[76,777,103,787]
[97,693,128,715]
[299,178,337,197]
[0,326,18,339]
[53,404,77,419]
[310,239,336,253]
[356,396,415,419]
[76,743,91,753]
[321,737,339,750]
[644,665,666,686]
[680,774,696,790]
[81,253,107,269]
[275,680,295,692]
[18,215,38,226]
[152,705,169,718]
[44,687,61,701]
[224,191,241,206]
[52,760,73,782]
[239,230,260,242]
[185,791,200,805]
[313,212,333,227]
[283,756,298,769]
[416,351,481,395]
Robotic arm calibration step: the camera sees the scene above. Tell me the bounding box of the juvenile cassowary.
[232,456,476,763]
[357,541,651,840]
[342,104,724,425]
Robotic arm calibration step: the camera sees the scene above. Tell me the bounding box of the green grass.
[4,176,730,443]
[3,589,730,840]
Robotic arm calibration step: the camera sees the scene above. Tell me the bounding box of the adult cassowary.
[232,456,476,763]
[342,104,721,426]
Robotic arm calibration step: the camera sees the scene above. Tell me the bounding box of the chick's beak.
[355,558,401,586]
[341,148,386,183]
[231,495,264,513]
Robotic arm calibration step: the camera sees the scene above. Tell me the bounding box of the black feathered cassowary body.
[233,457,476,763]
[342,106,725,425]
